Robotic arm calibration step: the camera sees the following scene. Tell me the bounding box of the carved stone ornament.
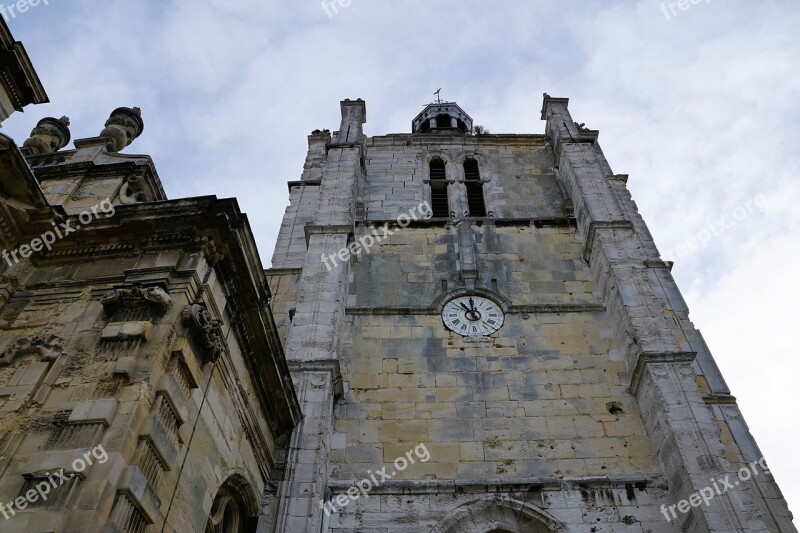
[100,107,144,152]
[100,283,173,316]
[0,334,64,366]
[22,116,71,155]
[181,304,227,361]
[119,173,150,204]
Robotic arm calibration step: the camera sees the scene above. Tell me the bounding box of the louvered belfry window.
[464,159,486,217]
[429,159,449,218]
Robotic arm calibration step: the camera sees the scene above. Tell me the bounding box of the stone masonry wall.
[0,251,280,532]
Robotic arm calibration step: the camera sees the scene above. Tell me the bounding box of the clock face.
[442,295,505,337]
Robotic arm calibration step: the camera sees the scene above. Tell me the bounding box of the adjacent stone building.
[0,103,300,533]
[0,18,47,126]
[265,97,796,532]
[0,102,301,531]
[1,21,300,531]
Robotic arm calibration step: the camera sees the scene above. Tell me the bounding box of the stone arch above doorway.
[430,496,563,533]
[204,474,260,533]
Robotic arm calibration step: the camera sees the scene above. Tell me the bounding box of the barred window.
[153,394,181,446]
[46,422,103,450]
[135,439,167,488]
[18,475,78,508]
[109,493,150,533]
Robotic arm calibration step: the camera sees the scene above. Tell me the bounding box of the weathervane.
[434,88,442,103]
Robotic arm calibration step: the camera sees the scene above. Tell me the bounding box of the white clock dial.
[441,295,504,336]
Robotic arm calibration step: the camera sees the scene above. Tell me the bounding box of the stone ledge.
[326,475,656,495]
[69,399,118,426]
[628,351,697,395]
[582,220,635,261]
[345,304,605,316]
[287,358,344,399]
[287,179,321,191]
[508,304,605,314]
[702,393,737,405]
[100,321,152,342]
[265,268,303,276]
[346,307,436,316]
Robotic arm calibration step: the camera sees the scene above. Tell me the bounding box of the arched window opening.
[206,493,244,533]
[456,119,468,132]
[464,159,486,217]
[205,476,257,533]
[436,113,453,129]
[431,497,561,533]
[429,158,449,218]
[420,119,431,133]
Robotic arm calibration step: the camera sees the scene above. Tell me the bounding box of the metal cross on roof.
[434,88,442,103]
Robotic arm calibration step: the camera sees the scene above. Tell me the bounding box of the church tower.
[265,95,795,532]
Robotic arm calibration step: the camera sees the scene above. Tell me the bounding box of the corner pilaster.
[271,99,366,533]
[542,94,772,532]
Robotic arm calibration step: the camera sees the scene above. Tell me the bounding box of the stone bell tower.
[266,95,795,532]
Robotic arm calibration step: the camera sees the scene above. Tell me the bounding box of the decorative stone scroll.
[100,283,172,319]
[0,334,63,366]
[181,304,227,362]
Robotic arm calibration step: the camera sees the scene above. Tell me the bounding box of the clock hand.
[460,301,480,321]
[469,297,476,311]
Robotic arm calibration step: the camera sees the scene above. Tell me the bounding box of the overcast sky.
[3,0,798,520]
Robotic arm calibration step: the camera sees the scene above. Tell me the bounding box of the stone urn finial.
[22,116,71,155]
[100,107,144,152]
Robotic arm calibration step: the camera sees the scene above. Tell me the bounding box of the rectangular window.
[464,159,486,217]
[429,159,449,218]
[46,422,103,450]
[109,493,150,533]
[153,394,181,446]
[19,475,78,508]
[135,439,167,488]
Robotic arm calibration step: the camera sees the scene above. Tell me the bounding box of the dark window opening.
[435,114,453,129]
[456,119,468,132]
[429,159,449,218]
[430,159,446,180]
[20,475,78,508]
[464,159,480,181]
[464,159,486,217]
[419,120,431,133]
